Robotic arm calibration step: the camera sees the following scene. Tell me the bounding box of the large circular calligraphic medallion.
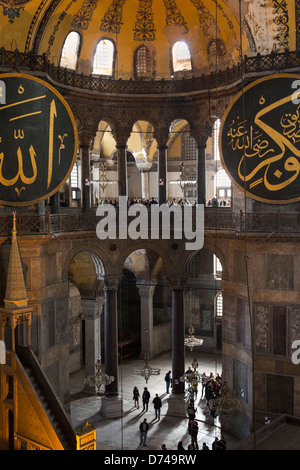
[219,74,300,204]
[0,73,78,206]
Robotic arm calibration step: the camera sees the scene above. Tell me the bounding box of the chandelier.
[133,353,161,383]
[208,381,241,417]
[179,357,201,386]
[169,161,196,191]
[85,356,115,393]
[93,160,117,192]
[184,325,204,351]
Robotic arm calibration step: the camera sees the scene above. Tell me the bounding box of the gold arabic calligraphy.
[0,88,67,197]
[227,92,300,192]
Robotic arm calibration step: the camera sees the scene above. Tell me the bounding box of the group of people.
[133,385,163,447]
[94,197,195,207]
[207,197,230,207]
[202,371,223,418]
[133,367,227,450]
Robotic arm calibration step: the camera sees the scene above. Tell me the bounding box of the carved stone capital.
[103,276,121,291]
[166,275,188,291]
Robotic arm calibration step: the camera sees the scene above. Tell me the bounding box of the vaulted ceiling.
[0,0,297,79]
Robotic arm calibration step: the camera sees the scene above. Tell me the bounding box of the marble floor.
[69,351,239,451]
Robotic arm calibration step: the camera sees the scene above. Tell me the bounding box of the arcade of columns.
[59,89,227,419]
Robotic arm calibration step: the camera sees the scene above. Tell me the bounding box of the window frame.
[92,37,116,77]
[60,30,82,71]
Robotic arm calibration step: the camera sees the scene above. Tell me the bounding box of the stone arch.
[62,243,107,284]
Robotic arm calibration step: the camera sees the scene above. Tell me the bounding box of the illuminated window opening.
[172,41,192,72]
[216,292,223,317]
[60,31,80,70]
[93,39,114,76]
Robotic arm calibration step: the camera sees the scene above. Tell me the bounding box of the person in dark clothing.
[190,420,199,450]
[139,418,149,446]
[218,436,227,450]
[165,370,171,393]
[177,441,185,451]
[153,393,162,420]
[212,437,220,450]
[142,387,150,411]
[133,386,140,408]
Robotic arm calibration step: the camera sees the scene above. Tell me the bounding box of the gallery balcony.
[0,207,298,238]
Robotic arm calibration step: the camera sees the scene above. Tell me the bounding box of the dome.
[0,0,249,79]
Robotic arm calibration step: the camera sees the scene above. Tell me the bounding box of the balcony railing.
[1,48,300,95]
[0,208,299,237]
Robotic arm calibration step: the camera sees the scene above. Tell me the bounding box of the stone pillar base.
[166,393,187,418]
[99,396,124,418]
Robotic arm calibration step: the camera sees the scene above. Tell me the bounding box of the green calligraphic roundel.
[219,74,300,204]
[0,73,78,206]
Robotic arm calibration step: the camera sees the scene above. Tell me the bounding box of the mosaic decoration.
[100,0,127,34]
[0,3,24,24]
[188,0,218,36]
[162,0,188,33]
[134,0,156,41]
[72,0,99,30]
[273,0,289,51]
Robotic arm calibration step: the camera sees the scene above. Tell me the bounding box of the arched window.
[60,31,81,70]
[172,41,192,72]
[215,169,231,202]
[215,292,223,317]
[92,39,114,76]
[134,45,153,78]
[213,119,221,160]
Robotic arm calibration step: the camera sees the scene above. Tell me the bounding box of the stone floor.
[69,351,239,451]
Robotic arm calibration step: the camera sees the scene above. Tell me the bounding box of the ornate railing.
[0,208,299,237]
[1,48,300,95]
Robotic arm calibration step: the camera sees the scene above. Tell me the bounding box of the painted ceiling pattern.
[0,0,297,70]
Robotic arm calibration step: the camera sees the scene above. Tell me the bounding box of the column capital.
[78,130,95,147]
[136,282,156,297]
[112,128,131,148]
[166,275,188,290]
[103,276,121,291]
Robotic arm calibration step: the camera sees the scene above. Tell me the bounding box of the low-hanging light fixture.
[184,325,204,351]
[133,353,161,383]
[85,355,115,394]
[93,159,118,192]
[179,357,202,386]
[208,381,241,417]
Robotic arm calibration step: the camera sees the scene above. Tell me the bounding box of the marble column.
[50,192,60,214]
[167,277,187,417]
[80,142,91,212]
[137,283,155,357]
[196,144,206,206]
[157,145,168,204]
[116,144,128,198]
[100,277,124,418]
[141,170,150,200]
[81,297,103,395]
